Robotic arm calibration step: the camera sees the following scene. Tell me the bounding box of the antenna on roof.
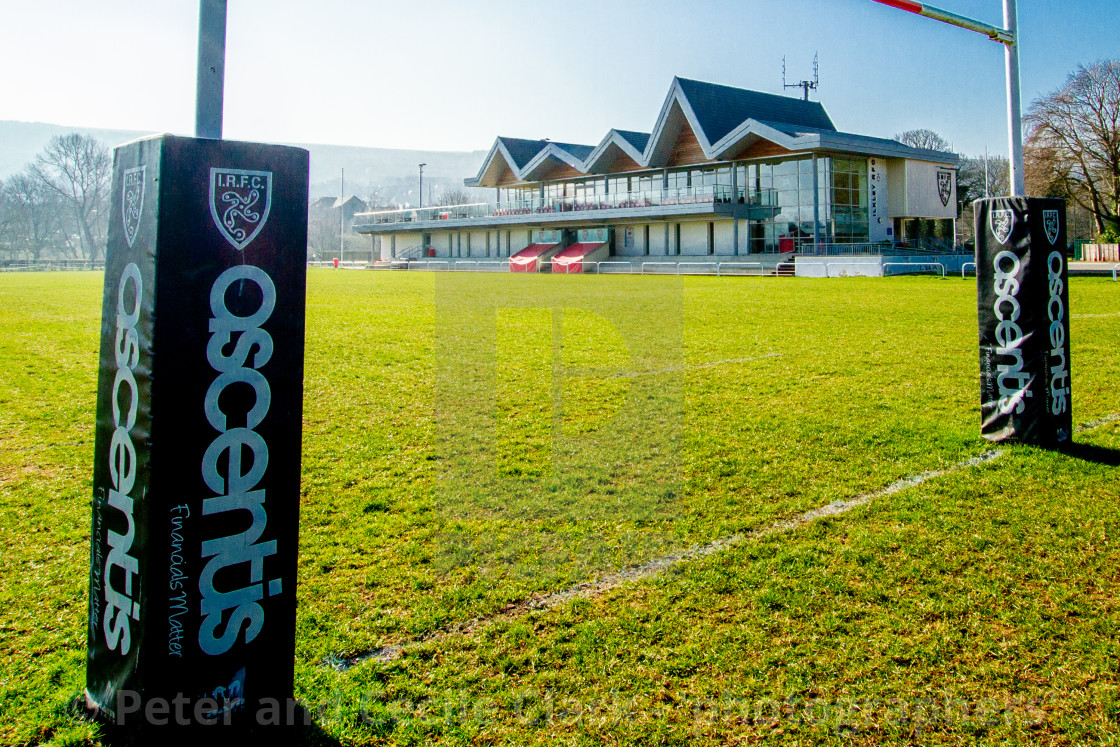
[782,52,819,101]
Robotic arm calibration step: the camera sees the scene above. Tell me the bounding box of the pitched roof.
[333,195,366,208]
[496,137,549,169]
[465,77,952,187]
[551,141,595,161]
[616,130,651,152]
[675,77,836,143]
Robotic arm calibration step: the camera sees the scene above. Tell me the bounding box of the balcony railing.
[353,202,493,225]
[353,186,778,227]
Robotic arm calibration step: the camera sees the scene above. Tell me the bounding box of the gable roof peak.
[672,77,836,144]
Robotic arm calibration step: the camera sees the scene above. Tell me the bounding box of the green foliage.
[1,270,1119,745]
[1096,226,1120,244]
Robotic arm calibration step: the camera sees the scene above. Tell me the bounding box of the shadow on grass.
[1056,441,1120,467]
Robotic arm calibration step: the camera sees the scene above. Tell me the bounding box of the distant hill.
[0,121,488,202]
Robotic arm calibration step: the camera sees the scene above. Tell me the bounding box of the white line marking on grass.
[1077,413,1120,432]
[326,449,1000,672]
[327,412,1118,672]
[1072,311,1120,319]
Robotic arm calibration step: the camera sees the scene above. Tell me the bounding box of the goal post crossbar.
[871,0,1013,43]
[870,0,1025,196]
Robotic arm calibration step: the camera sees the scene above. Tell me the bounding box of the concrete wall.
[616,225,637,256]
[886,159,907,219]
[615,224,650,257]
[392,232,422,258]
[795,254,973,278]
[509,229,530,255]
[430,230,476,258]
[887,159,956,220]
[714,220,735,256]
[671,220,736,256]
[679,221,709,256]
[650,223,671,256]
[469,230,490,257]
[868,158,890,243]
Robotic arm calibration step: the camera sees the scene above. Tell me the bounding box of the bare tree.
[1024,140,1071,199]
[958,154,1010,202]
[0,184,15,261]
[893,129,953,152]
[437,189,473,207]
[1025,59,1120,234]
[306,209,340,259]
[31,134,111,261]
[2,170,68,262]
[954,154,1010,242]
[364,187,387,211]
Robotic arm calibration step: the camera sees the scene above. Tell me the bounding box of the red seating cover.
[552,242,604,274]
[509,243,557,272]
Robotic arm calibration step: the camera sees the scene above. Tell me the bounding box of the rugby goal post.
[871,0,1024,196]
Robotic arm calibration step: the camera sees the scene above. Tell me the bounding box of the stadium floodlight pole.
[195,0,227,139]
[871,0,1024,196]
[418,163,426,209]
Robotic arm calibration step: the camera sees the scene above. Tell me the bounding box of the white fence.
[798,257,950,278]
[2,259,106,272]
[308,260,369,269]
[715,262,765,276]
[640,262,767,276]
[818,261,881,278]
[960,260,1119,281]
[455,260,508,272]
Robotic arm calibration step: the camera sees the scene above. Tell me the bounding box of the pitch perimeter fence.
[2,260,106,272]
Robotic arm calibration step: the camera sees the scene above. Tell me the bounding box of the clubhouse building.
[354,77,959,271]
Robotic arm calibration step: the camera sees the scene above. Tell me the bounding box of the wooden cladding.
[730,140,795,160]
[666,125,714,168]
[603,149,645,173]
[536,161,584,182]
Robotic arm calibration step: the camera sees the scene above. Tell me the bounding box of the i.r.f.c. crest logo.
[1043,209,1061,245]
[937,171,953,207]
[991,209,1014,245]
[209,168,272,251]
[122,166,145,248]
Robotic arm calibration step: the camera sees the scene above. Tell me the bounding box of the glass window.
[774,160,798,178]
[774,174,797,192]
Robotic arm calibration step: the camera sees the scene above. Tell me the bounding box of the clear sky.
[0,1,1116,158]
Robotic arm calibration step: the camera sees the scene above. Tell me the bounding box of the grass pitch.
[1,270,1118,745]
